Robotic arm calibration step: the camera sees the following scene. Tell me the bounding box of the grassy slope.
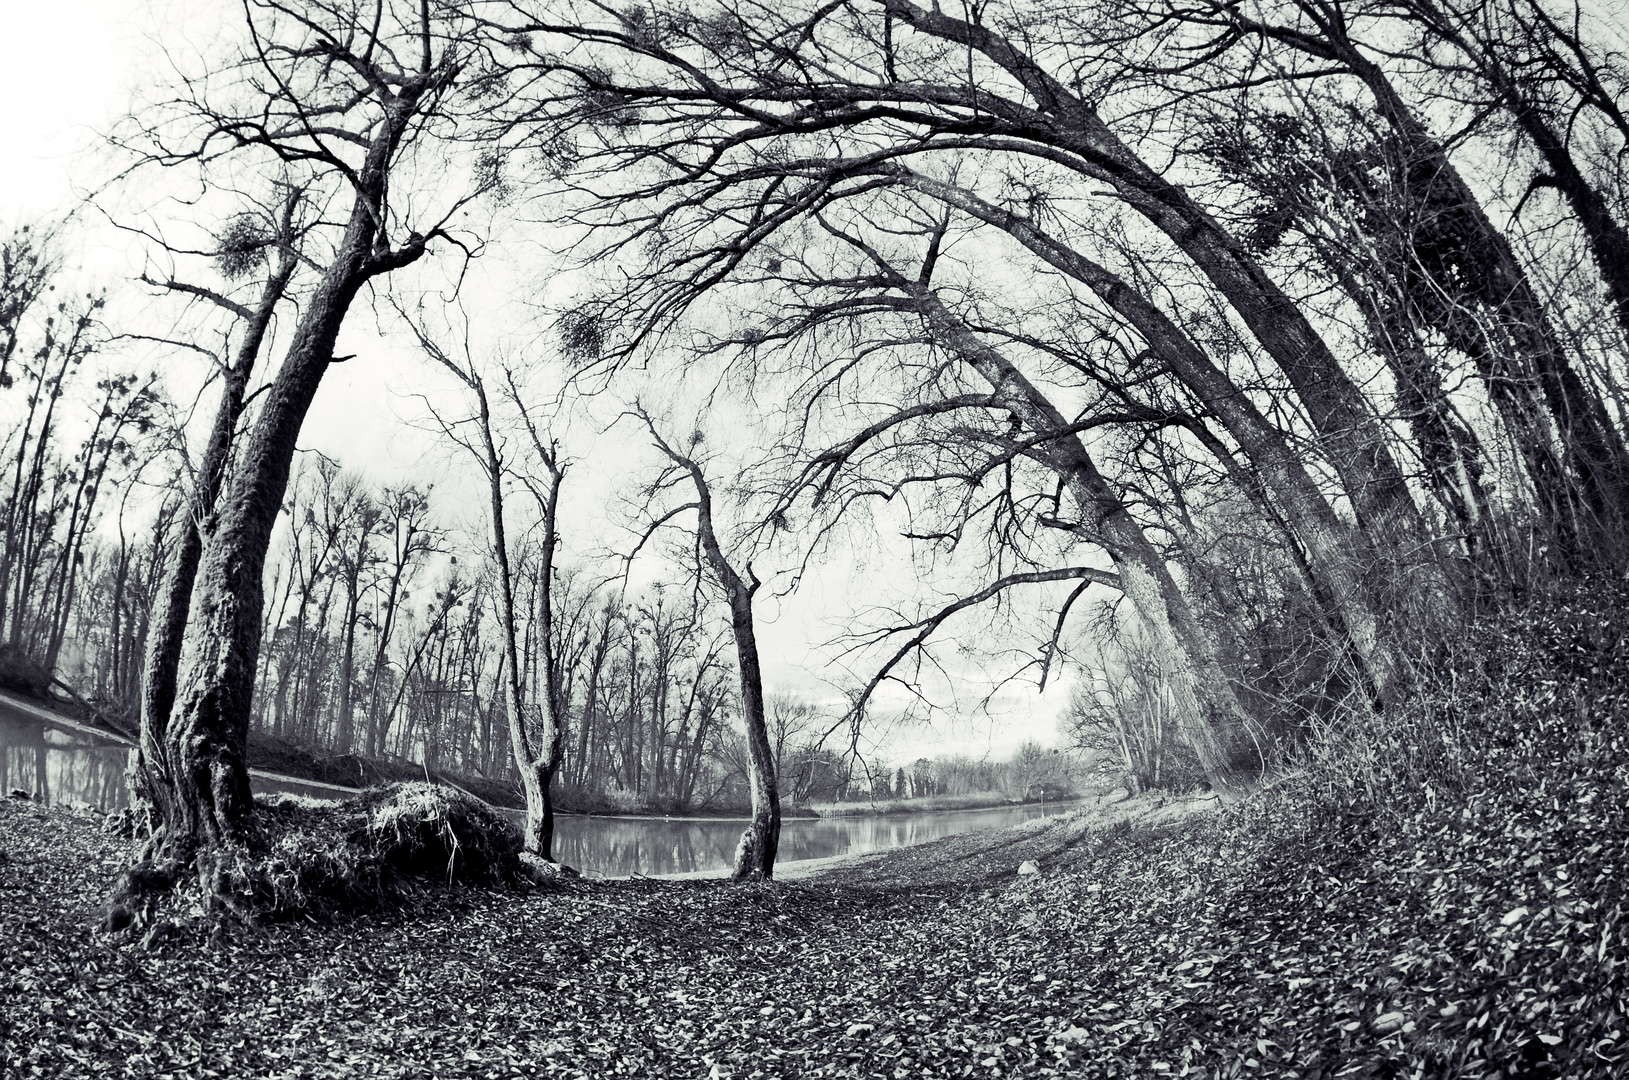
[4,582,1628,1079]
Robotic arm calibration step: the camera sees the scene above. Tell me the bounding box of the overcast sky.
[0,0,1080,767]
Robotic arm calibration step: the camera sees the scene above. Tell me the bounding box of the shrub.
[0,644,52,697]
[1303,572,1629,813]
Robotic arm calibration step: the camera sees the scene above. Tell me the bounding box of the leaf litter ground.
[4,584,1629,1078]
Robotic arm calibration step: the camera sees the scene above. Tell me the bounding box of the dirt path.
[793,788,1224,886]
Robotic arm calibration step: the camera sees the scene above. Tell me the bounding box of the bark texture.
[133,233,295,834]
[134,72,440,869]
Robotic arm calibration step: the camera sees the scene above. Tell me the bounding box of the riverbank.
[3,685,1067,825]
[1,685,837,820]
[5,751,1623,1077]
[807,791,1096,818]
[0,788,1249,1080]
[7,583,1629,1076]
[654,789,1187,881]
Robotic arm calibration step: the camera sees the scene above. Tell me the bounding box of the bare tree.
[493,0,1450,593]
[0,269,104,650]
[474,0,1493,729]
[1066,629,1196,795]
[1180,0,1629,547]
[331,478,384,754]
[1395,0,1629,340]
[0,222,59,395]
[409,318,570,860]
[635,408,782,880]
[122,0,479,890]
[765,692,826,805]
[363,484,440,756]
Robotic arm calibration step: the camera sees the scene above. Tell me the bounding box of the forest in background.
[0,370,1081,812]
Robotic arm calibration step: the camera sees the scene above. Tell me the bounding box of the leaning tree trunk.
[726,601,779,880]
[832,227,1260,789]
[905,175,1408,703]
[132,117,434,875]
[884,0,1457,617]
[889,273,1258,791]
[646,425,781,879]
[162,282,362,854]
[1349,46,1629,547]
[1227,4,1629,552]
[132,245,293,837]
[1510,99,1629,340]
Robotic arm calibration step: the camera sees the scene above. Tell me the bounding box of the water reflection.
[554,801,1081,877]
[0,707,130,811]
[0,696,1080,878]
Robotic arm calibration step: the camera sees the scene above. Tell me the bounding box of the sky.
[0,0,1081,767]
[0,3,155,222]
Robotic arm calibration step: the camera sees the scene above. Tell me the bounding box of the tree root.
[101,782,530,940]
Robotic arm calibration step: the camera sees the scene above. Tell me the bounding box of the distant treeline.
[0,338,1073,810]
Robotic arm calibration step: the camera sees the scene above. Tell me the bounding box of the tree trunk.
[162,265,370,851]
[1225,2,1629,550]
[727,596,779,879]
[334,505,377,755]
[132,246,291,834]
[884,0,1445,584]
[136,162,433,871]
[1346,42,1629,548]
[644,422,781,878]
[575,611,611,789]
[427,350,569,860]
[363,509,422,757]
[882,260,1257,791]
[1401,0,1629,345]
[904,175,1410,701]
[1510,104,1629,339]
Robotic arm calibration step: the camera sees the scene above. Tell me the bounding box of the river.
[0,692,1082,877]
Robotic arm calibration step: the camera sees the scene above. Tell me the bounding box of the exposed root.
[104,781,532,939]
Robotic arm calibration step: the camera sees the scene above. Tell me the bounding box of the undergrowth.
[997,574,1629,1077]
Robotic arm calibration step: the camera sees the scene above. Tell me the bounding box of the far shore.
[2,686,1102,823]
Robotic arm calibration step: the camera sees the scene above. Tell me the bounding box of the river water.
[0,693,1081,877]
